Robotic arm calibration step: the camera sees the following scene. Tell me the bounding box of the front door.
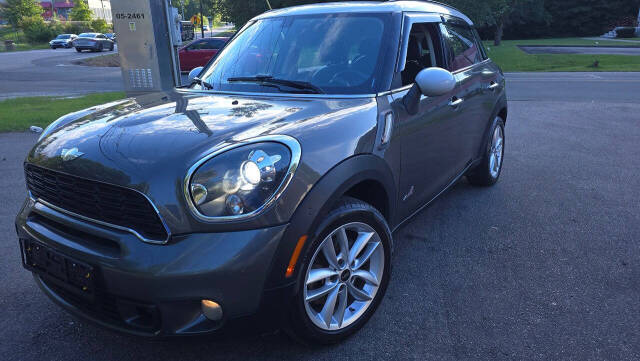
[393,21,471,220]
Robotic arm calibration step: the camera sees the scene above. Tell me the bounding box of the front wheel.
[286,197,392,344]
[75,48,82,53]
[467,116,505,186]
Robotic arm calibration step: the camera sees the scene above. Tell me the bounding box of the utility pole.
[199,0,204,38]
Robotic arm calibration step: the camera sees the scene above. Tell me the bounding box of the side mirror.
[403,67,456,115]
[188,67,204,82]
[415,67,456,97]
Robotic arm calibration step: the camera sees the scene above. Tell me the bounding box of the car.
[104,33,117,43]
[49,34,77,49]
[178,37,229,71]
[73,33,114,52]
[16,0,506,344]
[203,24,210,31]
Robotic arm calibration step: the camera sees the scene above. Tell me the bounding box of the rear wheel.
[286,197,392,344]
[467,116,505,186]
[75,48,82,53]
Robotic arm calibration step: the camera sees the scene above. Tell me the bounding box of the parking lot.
[0,68,639,360]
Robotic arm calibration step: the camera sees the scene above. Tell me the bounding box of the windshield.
[196,13,393,95]
[78,33,97,38]
[56,35,71,39]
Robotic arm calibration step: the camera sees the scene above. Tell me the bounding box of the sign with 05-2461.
[115,12,145,20]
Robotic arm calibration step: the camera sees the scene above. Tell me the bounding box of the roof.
[255,1,473,25]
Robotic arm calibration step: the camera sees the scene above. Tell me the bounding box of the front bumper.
[16,197,289,336]
[50,43,71,48]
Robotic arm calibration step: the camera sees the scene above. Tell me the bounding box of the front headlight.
[185,137,300,221]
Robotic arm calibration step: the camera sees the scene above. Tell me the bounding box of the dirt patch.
[73,54,120,67]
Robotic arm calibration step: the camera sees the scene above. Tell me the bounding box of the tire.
[75,48,82,53]
[285,197,392,344]
[467,116,505,186]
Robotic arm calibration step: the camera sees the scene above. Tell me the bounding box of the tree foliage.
[211,0,638,43]
[444,0,548,45]
[0,0,42,28]
[70,0,93,22]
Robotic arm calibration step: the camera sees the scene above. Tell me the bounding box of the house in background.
[38,0,112,22]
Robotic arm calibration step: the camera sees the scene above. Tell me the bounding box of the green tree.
[217,0,359,29]
[90,18,109,33]
[446,0,547,45]
[70,0,93,22]
[0,0,42,28]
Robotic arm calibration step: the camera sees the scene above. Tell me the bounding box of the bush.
[63,21,91,35]
[616,27,637,38]
[20,16,57,43]
[90,19,109,33]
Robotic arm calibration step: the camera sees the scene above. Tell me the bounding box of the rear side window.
[205,39,226,49]
[440,22,482,72]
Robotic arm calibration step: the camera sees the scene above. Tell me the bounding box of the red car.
[179,37,229,71]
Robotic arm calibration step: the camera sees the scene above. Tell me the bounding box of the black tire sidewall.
[468,116,505,186]
[288,199,392,344]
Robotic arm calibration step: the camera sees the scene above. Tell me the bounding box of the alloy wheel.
[303,222,385,331]
[489,125,504,178]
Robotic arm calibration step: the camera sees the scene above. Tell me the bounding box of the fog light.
[201,299,223,321]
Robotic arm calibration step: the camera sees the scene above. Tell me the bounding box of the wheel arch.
[264,154,397,290]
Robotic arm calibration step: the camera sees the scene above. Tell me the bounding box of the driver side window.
[401,23,443,86]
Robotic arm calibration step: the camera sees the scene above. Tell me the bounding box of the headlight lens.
[187,142,293,219]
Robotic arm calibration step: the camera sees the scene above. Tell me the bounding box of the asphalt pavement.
[0,47,122,100]
[0,25,234,100]
[1,71,639,359]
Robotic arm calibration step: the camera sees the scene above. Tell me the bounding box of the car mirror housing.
[415,67,456,97]
[188,67,204,82]
[403,67,457,115]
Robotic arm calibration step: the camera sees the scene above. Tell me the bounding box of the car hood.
[28,90,374,188]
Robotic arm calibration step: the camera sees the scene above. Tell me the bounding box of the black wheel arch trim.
[476,96,507,158]
[263,154,397,290]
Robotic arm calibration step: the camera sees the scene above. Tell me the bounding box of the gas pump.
[111,0,186,96]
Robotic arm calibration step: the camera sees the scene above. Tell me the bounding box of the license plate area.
[21,238,95,300]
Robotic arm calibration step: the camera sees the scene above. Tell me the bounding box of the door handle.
[449,97,464,108]
[488,81,500,91]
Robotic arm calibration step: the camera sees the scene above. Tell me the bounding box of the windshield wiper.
[192,77,213,90]
[227,75,324,94]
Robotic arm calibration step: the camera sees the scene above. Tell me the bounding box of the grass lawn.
[0,92,126,132]
[484,38,640,72]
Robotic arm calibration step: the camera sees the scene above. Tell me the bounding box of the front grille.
[25,164,168,242]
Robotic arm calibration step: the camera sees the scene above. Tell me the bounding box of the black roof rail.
[386,0,464,15]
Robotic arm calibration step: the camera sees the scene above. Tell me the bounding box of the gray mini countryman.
[16,1,507,344]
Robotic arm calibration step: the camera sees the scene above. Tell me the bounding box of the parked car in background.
[178,37,229,71]
[105,33,117,43]
[49,34,77,49]
[73,33,115,52]
[17,1,507,344]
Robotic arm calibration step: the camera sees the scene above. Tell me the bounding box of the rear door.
[181,40,203,70]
